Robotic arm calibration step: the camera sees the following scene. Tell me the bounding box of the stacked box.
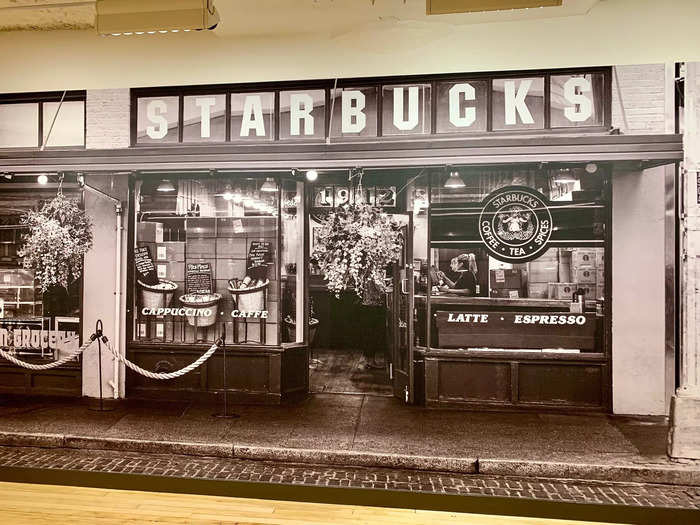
[571,248,597,268]
[489,269,523,298]
[137,222,164,243]
[155,241,185,262]
[527,282,549,299]
[528,260,558,283]
[573,267,596,284]
[526,248,558,298]
[490,288,522,299]
[155,261,185,282]
[549,282,577,300]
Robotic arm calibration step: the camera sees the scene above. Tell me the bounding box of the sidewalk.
[0,393,698,486]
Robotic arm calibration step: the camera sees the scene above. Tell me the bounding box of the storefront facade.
[0,64,682,416]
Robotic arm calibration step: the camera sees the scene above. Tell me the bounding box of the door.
[391,216,415,403]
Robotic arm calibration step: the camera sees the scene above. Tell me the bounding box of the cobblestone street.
[1,445,698,511]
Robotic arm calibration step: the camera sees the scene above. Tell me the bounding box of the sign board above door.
[132,67,610,145]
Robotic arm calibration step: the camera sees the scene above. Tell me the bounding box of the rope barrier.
[104,339,220,380]
[0,322,221,380]
[0,338,93,371]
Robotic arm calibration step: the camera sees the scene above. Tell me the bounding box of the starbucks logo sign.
[479,186,552,263]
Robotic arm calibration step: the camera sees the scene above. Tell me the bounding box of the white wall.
[612,166,668,415]
[1,0,699,93]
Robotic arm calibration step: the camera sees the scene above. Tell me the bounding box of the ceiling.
[0,0,602,34]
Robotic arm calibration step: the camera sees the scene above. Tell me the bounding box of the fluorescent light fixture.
[444,171,466,189]
[37,174,48,185]
[261,177,278,192]
[97,0,220,36]
[427,0,562,15]
[305,170,318,182]
[157,179,176,192]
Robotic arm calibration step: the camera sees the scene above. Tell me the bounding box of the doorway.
[308,283,393,396]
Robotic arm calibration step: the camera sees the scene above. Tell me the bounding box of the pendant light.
[261,177,278,192]
[157,179,176,192]
[444,170,466,189]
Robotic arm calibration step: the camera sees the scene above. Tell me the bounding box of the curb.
[1,431,699,486]
[478,458,700,486]
[234,445,477,474]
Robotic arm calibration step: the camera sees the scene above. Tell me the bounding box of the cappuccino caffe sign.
[479,186,552,263]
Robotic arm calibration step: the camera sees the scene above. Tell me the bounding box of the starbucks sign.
[479,186,553,263]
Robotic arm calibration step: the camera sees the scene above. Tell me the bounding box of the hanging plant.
[311,203,403,301]
[18,193,93,292]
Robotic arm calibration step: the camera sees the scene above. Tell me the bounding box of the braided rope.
[0,338,92,371]
[105,340,219,380]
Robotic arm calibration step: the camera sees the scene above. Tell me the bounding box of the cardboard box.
[574,267,597,284]
[527,282,549,299]
[185,217,216,238]
[186,238,216,258]
[548,282,577,300]
[527,261,558,283]
[155,241,185,262]
[535,247,559,262]
[596,267,605,283]
[490,288,522,299]
[558,262,572,283]
[571,249,597,268]
[490,269,522,289]
[137,222,163,243]
[155,261,185,282]
[577,285,596,300]
[595,249,605,267]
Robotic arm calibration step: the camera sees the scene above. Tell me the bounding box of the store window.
[330,87,378,138]
[279,90,326,140]
[381,84,432,136]
[492,77,545,130]
[132,174,305,347]
[550,74,605,128]
[182,95,226,142]
[136,96,179,144]
[230,92,275,141]
[435,80,488,134]
[0,94,86,149]
[423,165,607,354]
[0,183,82,358]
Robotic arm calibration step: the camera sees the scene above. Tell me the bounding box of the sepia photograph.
[0,1,699,524]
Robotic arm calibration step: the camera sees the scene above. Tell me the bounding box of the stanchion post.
[214,325,239,419]
[88,319,115,412]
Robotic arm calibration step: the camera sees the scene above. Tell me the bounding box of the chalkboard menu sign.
[134,246,159,286]
[247,241,273,280]
[186,263,213,294]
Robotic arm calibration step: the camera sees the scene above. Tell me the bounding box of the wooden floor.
[309,348,392,396]
[0,481,622,524]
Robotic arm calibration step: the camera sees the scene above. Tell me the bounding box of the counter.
[414,293,608,412]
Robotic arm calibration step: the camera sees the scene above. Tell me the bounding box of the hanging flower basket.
[18,193,94,292]
[311,203,402,301]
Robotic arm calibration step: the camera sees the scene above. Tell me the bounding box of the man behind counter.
[437,253,478,296]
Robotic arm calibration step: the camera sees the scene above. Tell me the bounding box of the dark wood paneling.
[518,363,603,407]
[125,345,308,404]
[0,365,81,397]
[437,361,511,402]
[423,353,606,411]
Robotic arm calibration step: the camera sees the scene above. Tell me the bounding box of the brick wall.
[611,64,670,134]
[85,89,130,149]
